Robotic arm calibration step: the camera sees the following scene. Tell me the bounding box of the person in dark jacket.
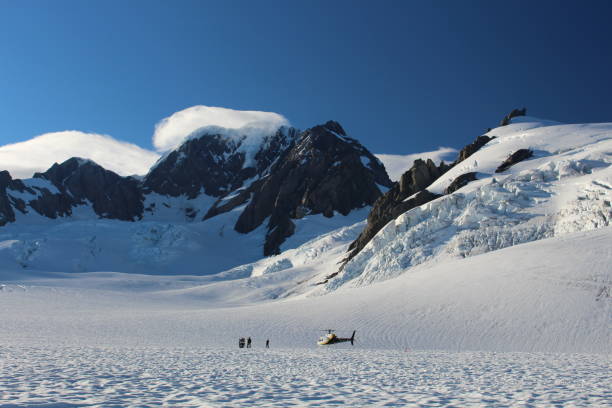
[247,337,252,348]
[239,337,245,348]
[265,339,270,348]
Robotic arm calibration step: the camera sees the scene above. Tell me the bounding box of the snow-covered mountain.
[0,120,391,272]
[326,113,611,289]
[1,109,610,361]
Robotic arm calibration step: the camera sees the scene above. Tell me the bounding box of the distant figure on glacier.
[239,337,245,348]
[265,339,270,348]
[247,337,252,348]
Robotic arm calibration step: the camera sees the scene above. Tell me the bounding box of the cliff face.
[33,158,143,221]
[0,171,27,226]
[341,158,449,268]
[232,121,392,255]
[143,127,298,199]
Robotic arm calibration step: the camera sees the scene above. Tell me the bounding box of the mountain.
[0,120,391,265]
[143,126,298,199]
[1,109,609,288]
[0,109,610,357]
[334,133,495,276]
[230,121,391,255]
[325,111,611,289]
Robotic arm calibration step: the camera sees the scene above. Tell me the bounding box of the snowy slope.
[0,228,609,353]
[329,117,612,289]
[0,208,368,276]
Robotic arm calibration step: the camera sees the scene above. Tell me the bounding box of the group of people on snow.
[238,337,270,348]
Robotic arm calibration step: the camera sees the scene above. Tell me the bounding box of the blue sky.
[1,0,612,157]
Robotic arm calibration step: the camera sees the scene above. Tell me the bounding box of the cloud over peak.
[0,105,290,179]
[152,105,290,152]
[0,131,160,179]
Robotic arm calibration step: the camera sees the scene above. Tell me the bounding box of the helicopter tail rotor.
[350,330,356,345]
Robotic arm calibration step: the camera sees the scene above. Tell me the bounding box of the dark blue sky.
[1,0,611,154]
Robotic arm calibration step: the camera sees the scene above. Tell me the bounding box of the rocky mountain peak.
[226,121,392,255]
[31,157,143,221]
[143,126,299,198]
[321,120,346,136]
[500,107,527,126]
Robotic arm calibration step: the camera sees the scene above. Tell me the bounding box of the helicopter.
[317,329,356,346]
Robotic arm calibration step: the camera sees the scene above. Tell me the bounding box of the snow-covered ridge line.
[328,118,612,289]
[1,119,391,260]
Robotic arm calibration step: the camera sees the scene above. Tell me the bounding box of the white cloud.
[376,147,458,181]
[0,131,160,179]
[152,105,290,152]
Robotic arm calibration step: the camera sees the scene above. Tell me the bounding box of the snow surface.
[1,228,609,352]
[0,229,610,406]
[1,347,609,407]
[0,204,369,276]
[332,118,612,289]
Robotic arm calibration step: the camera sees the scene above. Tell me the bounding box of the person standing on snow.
[265,339,270,348]
[247,337,252,348]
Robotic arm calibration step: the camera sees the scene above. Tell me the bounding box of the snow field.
[0,206,369,277]
[0,346,609,407]
[1,228,609,354]
[332,119,612,289]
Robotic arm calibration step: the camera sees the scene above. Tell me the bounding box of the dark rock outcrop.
[456,135,495,162]
[0,171,29,226]
[444,172,478,194]
[500,107,527,126]
[143,127,298,198]
[233,121,392,255]
[340,131,497,269]
[495,149,533,173]
[33,158,143,220]
[342,159,449,265]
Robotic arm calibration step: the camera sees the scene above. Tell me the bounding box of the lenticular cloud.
[0,105,290,178]
[152,105,290,152]
[0,131,160,179]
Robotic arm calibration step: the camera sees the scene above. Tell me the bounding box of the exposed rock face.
[0,171,28,226]
[444,172,478,194]
[495,149,533,173]
[0,158,144,222]
[233,121,392,255]
[144,127,298,198]
[33,158,143,220]
[341,131,498,269]
[456,136,495,162]
[500,107,527,126]
[342,159,449,265]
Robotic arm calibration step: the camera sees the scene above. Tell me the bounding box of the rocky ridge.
[334,110,526,276]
